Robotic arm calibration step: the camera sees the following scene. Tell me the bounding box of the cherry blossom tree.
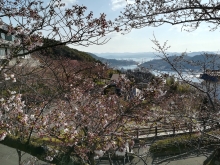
[145,36,220,164]
[114,1,220,163]
[2,0,220,164]
[0,0,120,64]
[117,0,220,32]
[1,53,214,164]
[0,57,170,165]
[0,0,134,164]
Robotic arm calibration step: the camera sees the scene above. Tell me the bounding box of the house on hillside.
[105,73,144,100]
[0,23,14,58]
[103,74,126,96]
[200,69,220,100]
[0,19,29,59]
[130,87,143,99]
[121,86,144,100]
[125,70,154,84]
[110,73,119,83]
[110,74,126,83]
[200,69,220,82]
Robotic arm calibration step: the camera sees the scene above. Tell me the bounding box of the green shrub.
[177,83,190,93]
[166,76,175,86]
[149,134,199,156]
[166,76,191,93]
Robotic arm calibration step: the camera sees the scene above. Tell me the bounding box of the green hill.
[38,39,98,62]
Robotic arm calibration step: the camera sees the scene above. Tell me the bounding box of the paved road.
[0,144,212,165]
[159,156,207,165]
[128,146,210,165]
[0,144,49,165]
[129,155,207,165]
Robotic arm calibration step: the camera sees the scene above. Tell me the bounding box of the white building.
[0,19,29,59]
[0,24,15,58]
[200,70,220,100]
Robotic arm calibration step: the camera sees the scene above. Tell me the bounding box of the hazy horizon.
[95,51,218,54]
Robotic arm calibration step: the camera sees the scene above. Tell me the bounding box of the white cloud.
[169,24,210,33]
[48,0,77,8]
[106,31,122,38]
[111,0,135,11]
[169,24,185,32]
[62,0,77,5]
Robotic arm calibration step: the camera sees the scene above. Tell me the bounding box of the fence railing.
[125,120,220,139]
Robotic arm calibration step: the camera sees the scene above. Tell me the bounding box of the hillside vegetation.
[38,39,99,62]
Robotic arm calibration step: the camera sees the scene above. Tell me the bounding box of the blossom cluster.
[4,73,16,82]
[0,132,7,141]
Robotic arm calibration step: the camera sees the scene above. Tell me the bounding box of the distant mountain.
[140,53,220,71]
[95,51,216,61]
[87,52,137,67]
[96,52,158,59]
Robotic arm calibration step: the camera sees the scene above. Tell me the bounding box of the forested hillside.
[38,39,99,62]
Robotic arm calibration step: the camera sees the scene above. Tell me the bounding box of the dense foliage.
[1,0,220,165]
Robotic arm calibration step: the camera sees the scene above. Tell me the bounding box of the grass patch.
[149,133,200,156]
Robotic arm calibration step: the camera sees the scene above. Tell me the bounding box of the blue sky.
[67,0,220,54]
[3,0,219,54]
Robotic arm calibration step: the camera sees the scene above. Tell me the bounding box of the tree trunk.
[16,149,22,165]
[89,152,95,165]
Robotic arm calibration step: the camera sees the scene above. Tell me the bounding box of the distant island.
[86,51,220,71]
[94,51,217,59]
[139,53,220,71]
[87,52,138,67]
